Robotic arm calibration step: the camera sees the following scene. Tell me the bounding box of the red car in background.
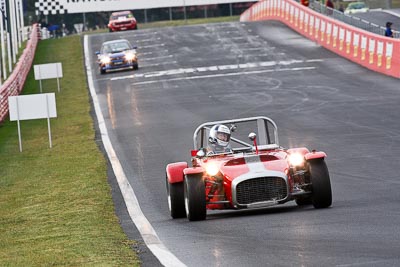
[107,11,137,32]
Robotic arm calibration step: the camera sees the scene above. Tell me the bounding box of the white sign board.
[9,93,57,121]
[9,93,57,152]
[35,0,256,14]
[34,63,63,92]
[34,63,63,80]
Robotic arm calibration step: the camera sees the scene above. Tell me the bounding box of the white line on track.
[336,260,397,267]
[239,47,269,51]
[140,55,174,61]
[110,58,322,81]
[84,35,186,267]
[306,59,324,63]
[139,50,169,56]
[130,67,316,86]
[140,61,177,68]
[130,32,159,37]
[136,37,162,43]
[140,43,166,49]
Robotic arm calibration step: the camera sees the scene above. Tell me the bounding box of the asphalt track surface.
[353,10,400,31]
[86,20,400,266]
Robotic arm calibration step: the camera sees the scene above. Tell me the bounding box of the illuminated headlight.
[205,163,219,176]
[100,56,111,64]
[125,52,136,61]
[288,153,305,167]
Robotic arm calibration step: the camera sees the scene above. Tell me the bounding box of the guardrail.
[310,1,400,39]
[0,24,40,123]
[240,0,400,79]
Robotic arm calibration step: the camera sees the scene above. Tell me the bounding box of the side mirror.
[95,51,100,55]
[196,149,206,158]
[248,132,257,141]
[196,148,207,159]
[229,124,237,132]
[249,132,258,154]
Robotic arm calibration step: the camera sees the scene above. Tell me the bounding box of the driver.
[207,124,232,154]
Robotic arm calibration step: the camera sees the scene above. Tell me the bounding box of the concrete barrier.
[240,0,400,79]
[0,24,40,123]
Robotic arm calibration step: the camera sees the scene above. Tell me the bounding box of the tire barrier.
[0,24,39,124]
[240,0,400,79]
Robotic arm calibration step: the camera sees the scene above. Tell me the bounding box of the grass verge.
[0,36,139,266]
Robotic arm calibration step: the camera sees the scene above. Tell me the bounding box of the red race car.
[166,116,332,221]
[107,10,137,32]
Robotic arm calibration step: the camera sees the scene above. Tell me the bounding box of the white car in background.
[344,2,369,15]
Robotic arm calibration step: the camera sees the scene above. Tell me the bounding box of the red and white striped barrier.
[0,24,40,123]
[240,0,400,79]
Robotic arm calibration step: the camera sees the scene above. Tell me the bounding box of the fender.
[287,147,310,156]
[305,151,327,161]
[166,162,188,184]
[183,167,204,176]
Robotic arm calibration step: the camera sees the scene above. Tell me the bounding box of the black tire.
[184,174,206,221]
[133,63,139,70]
[166,175,186,218]
[100,68,106,75]
[309,160,332,209]
[295,197,312,206]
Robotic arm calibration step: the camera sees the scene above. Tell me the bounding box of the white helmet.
[209,124,231,148]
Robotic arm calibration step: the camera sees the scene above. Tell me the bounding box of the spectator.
[326,0,334,15]
[338,4,344,12]
[385,22,393,38]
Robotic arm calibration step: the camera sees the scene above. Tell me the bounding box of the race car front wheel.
[166,175,186,219]
[309,159,332,208]
[184,174,206,221]
[295,196,312,206]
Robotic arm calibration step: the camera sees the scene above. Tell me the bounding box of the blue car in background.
[96,39,139,74]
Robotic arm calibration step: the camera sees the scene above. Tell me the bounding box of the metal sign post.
[8,93,57,152]
[34,63,63,93]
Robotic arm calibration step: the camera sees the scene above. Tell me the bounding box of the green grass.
[0,36,139,266]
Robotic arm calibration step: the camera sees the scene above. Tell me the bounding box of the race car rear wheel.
[309,159,332,209]
[100,68,106,75]
[184,174,206,221]
[166,175,186,218]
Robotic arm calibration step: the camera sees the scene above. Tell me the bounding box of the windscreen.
[194,118,278,150]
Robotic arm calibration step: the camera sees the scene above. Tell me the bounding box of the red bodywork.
[167,147,324,210]
[108,11,137,32]
[165,116,332,221]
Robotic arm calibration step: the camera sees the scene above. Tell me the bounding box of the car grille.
[111,56,125,61]
[235,177,287,205]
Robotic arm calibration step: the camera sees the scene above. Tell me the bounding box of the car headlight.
[205,162,219,176]
[100,56,111,64]
[288,153,305,167]
[125,52,136,61]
